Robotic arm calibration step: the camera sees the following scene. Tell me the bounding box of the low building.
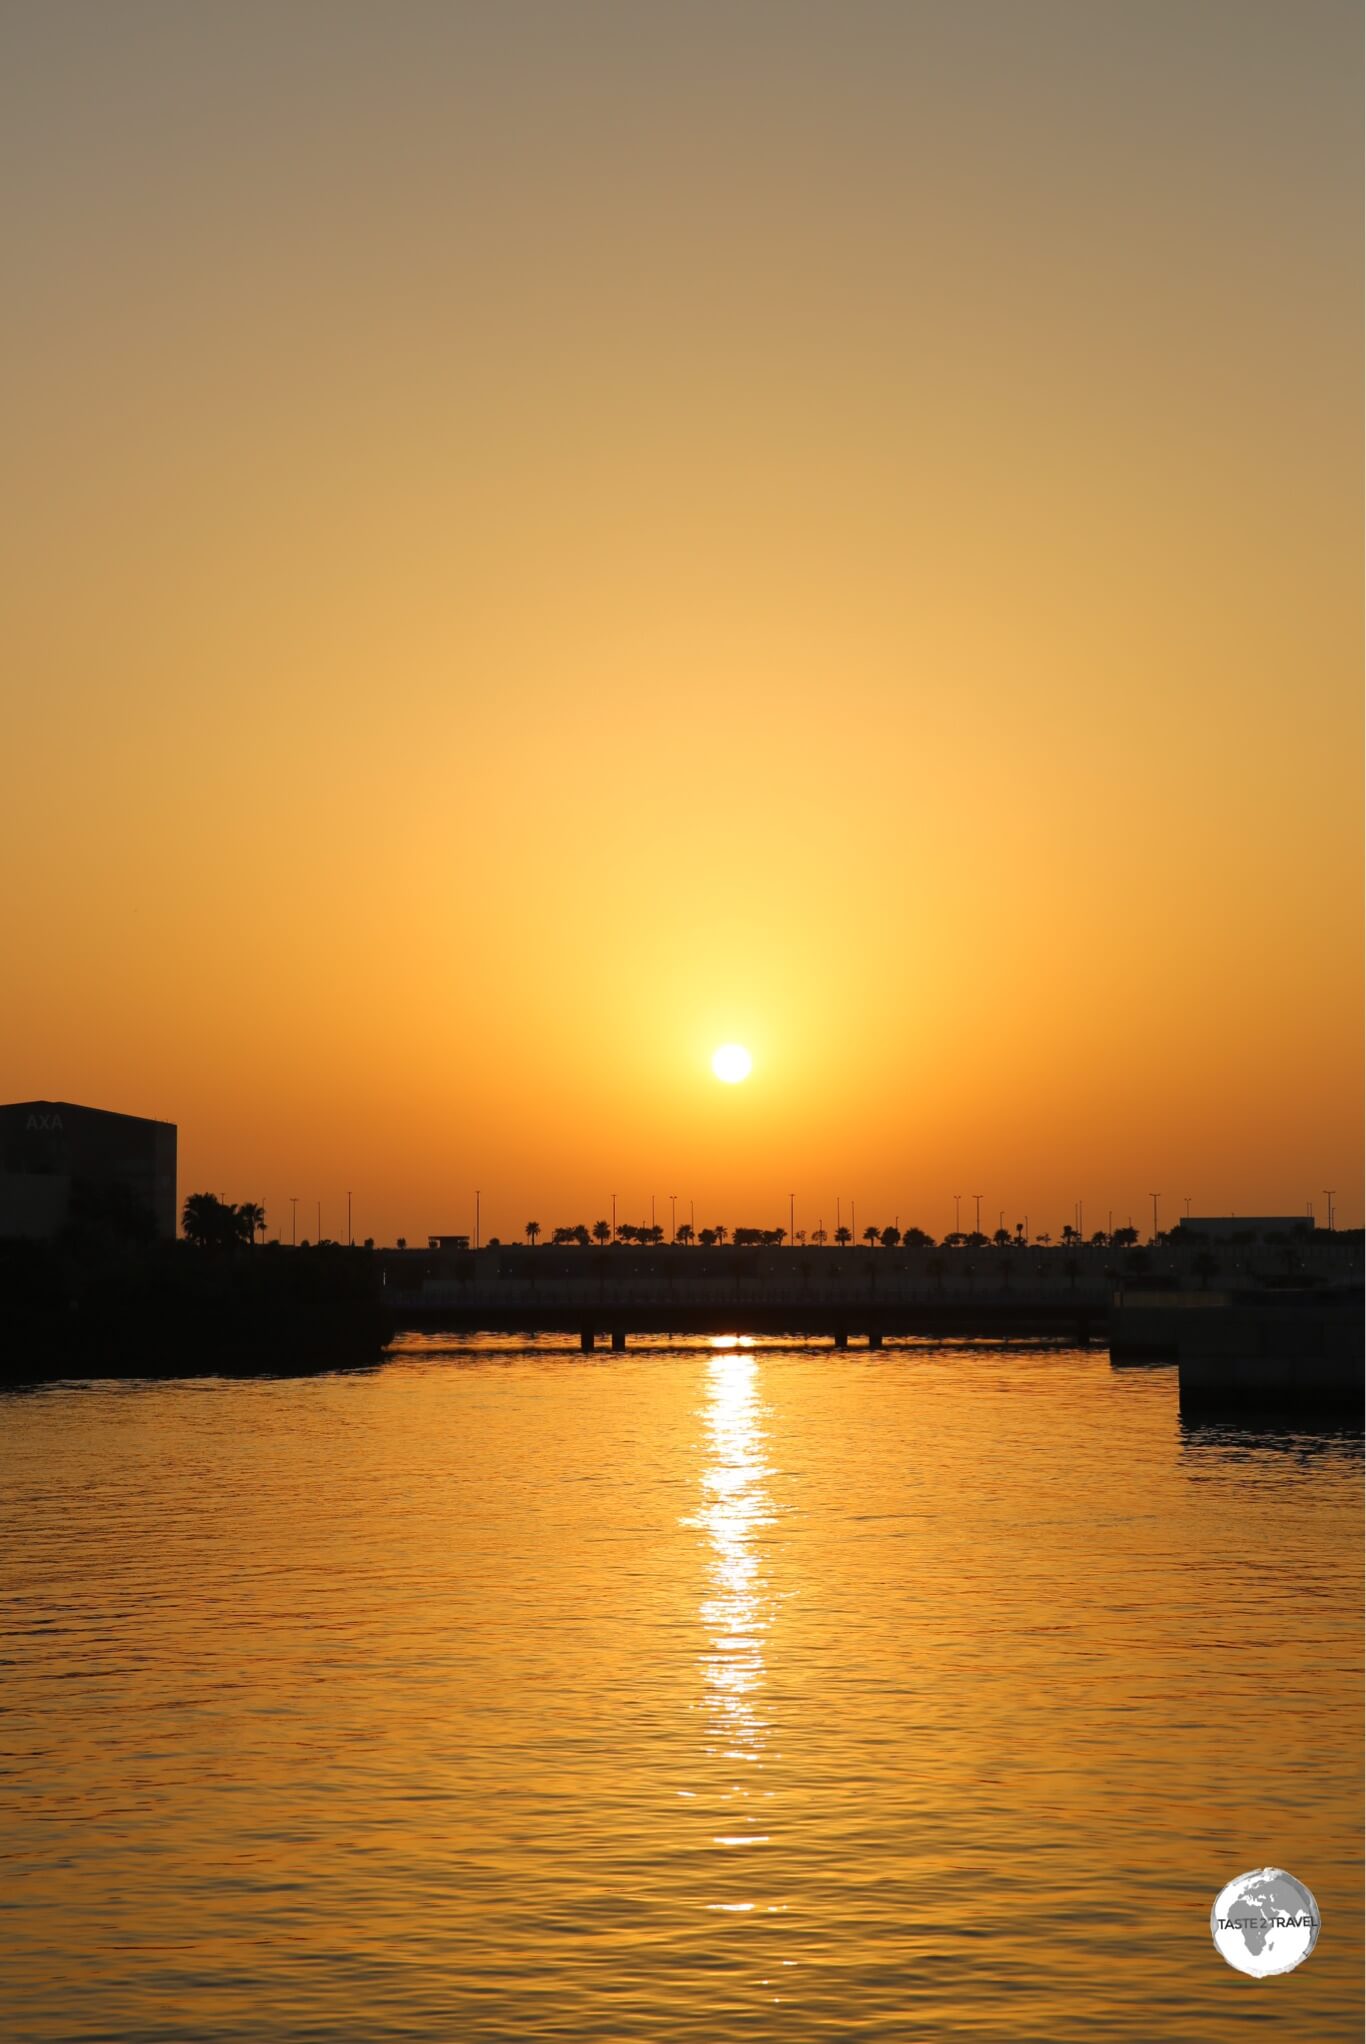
[0,1100,177,1242]
[1173,1216,1313,1243]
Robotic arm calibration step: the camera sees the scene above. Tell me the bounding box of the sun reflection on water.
[689,1346,777,1877]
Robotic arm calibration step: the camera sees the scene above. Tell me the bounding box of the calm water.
[1,1340,1360,2042]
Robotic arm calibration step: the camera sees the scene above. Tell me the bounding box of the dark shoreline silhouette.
[0,1233,395,1383]
[1,1201,1360,1397]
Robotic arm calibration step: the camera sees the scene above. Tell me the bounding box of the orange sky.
[2,2,1360,1243]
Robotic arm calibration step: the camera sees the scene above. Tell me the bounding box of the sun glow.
[711,1044,753,1084]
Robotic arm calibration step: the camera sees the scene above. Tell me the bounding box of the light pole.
[1150,1192,1160,1244]
[347,1189,353,1246]
[290,1196,298,1247]
[1184,1196,1192,1219]
[651,1192,656,1233]
[316,1200,321,1244]
[690,1198,694,1238]
[611,1191,617,1241]
[789,1192,795,1246]
[973,1193,982,1236]
[954,1193,961,1236]
[670,1193,677,1244]
[475,1190,480,1251]
[1323,1190,1335,1232]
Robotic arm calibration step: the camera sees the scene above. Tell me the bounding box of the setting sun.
[712,1044,753,1084]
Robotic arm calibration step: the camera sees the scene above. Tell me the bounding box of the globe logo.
[1211,1868,1320,1977]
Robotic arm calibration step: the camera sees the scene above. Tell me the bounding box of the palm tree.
[834,1226,851,1248]
[525,1221,541,1247]
[592,1219,611,1246]
[699,1228,718,1248]
[863,1225,880,1249]
[676,1223,694,1246]
[880,1225,901,1249]
[182,1191,223,1248]
[183,1192,246,1250]
[812,1227,828,1246]
[713,1225,727,1245]
[237,1201,266,1248]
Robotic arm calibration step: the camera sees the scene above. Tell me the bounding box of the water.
[1,1340,1360,2041]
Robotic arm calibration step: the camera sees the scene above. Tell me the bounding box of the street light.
[1323,1190,1336,1232]
[347,1189,353,1246]
[475,1189,480,1251]
[954,1193,961,1235]
[1150,1192,1161,1243]
[290,1196,298,1246]
[973,1193,982,1235]
[789,1192,795,1246]
[611,1191,617,1241]
[670,1193,677,1244]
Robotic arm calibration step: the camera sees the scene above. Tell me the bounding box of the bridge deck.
[387,1289,1104,1341]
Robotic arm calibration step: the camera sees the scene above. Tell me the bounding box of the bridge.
[385,1276,1106,1348]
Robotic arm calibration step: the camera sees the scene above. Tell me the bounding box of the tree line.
[516,1220,1144,1250]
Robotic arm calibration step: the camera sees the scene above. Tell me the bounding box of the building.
[0,1100,177,1242]
[1172,1216,1313,1243]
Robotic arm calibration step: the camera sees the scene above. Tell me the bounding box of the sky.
[2,1,1360,1244]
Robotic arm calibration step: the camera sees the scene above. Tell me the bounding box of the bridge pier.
[611,1329,627,1352]
[833,1329,848,1350]
[868,1330,883,1350]
[580,1329,595,1352]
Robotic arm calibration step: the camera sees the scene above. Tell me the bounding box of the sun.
[711,1043,752,1084]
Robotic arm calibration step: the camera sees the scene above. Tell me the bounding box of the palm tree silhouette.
[525,1220,541,1247]
[237,1201,266,1248]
